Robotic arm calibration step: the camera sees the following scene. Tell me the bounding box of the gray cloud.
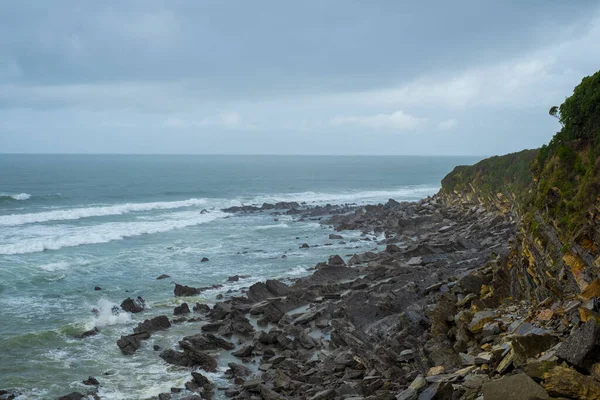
[0,1,599,155]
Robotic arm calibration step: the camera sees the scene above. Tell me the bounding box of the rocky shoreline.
[2,194,598,400]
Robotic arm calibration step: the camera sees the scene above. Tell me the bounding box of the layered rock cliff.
[440,69,600,308]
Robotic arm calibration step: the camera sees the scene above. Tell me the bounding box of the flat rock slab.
[482,373,549,400]
[555,319,600,372]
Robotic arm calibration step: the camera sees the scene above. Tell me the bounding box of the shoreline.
[0,192,580,399]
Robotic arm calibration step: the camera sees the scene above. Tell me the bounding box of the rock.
[329,234,344,240]
[228,275,240,282]
[156,274,170,280]
[555,319,600,372]
[407,257,423,266]
[468,310,495,333]
[232,345,254,357]
[309,389,335,400]
[134,315,171,334]
[396,388,417,400]
[174,303,191,315]
[399,349,415,361]
[117,332,150,355]
[481,322,500,337]
[328,255,346,266]
[427,366,445,376]
[82,376,99,386]
[180,333,235,351]
[228,362,252,377]
[201,257,209,262]
[482,373,549,400]
[193,303,210,313]
[511,333,558,367]
[408,375,426,391]
[94,286,102,291]
[242,379,263,389]
[120,296,145,313]
[160,348,217,371]
[174,283,202,297]
[543,365,600,399]
[300,243,310,249]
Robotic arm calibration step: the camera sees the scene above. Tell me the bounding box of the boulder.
[328,255,346,266]
[174,303,191,316]
[174,283,202,297]
[482,373,549,400]
[180,333,235,351]
[156,274,170,280]
[543,365,600,399]
[329,234,344,240]
[201,257,209,262]
[82,376,99,386]
[555,319,600,372]
[511,333,558,367]
[117,332,150,355]
[134,315,171,334]
[120,296,145,313]
[57,393,86,400]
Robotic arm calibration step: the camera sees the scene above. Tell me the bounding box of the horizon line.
[0,152,490,157]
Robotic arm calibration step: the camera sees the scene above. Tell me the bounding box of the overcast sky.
[1,1,599,155]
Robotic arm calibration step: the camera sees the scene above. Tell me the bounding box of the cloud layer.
[1,1,599,155]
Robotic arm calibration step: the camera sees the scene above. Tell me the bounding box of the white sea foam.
[226,185,439,208]
[254,223,290,230]
[0,210,225,255]
[0,192,31,201]
[85,299,132,330]
[0,197,208,226]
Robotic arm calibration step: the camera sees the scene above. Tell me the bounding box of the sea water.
[0,154,480,399]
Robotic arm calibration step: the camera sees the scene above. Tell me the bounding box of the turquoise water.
[0,154,480,399]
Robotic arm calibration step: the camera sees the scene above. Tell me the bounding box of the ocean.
[0,154,481,399]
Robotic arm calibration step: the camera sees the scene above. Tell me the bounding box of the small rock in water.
[156,274,170,280]
[82,376,99,386]
[120,296,145,313]
[174,303,190,316]
[300,243,310,249]
[201,257,209,262]
[94,286,102,291]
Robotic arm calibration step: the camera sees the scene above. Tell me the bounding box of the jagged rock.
[300,243,310,249]
[174,283,201,297]
[201,257,209,262]
[159,348,217,371]
[180,333,235,351]
[227,362,252,377]
[82,376,99,386]
[193,303,211,313]
[116,332,150,355]
[511,333,558,367]
[555,319,600,372]
[174,303,190,315]
[328,255,346,266]
[133,315,171,334]
[329,234,344,240]
[482,373,549,400]
[232,345,254,357]
[543,366,600,399]
[120,296,145,313]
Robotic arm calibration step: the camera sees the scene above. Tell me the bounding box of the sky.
[1,1,599,156]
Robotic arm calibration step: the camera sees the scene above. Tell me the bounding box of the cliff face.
[439,69,600,305]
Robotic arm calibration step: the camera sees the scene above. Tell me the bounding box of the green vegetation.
[441,149,538,206]
[442,69,600,238]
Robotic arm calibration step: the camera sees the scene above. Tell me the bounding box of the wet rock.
[482,373,549,400]
[133,315,171,334]
[232,345,254,357]
[227,362,252,377]
[180,333,235,351]
[228,275,240,282]
[156,274,170,280]
[94,286,102,291]
[300,243,310,249]
[174,303,191,316]
[201,257,209,262]
[120,296,145,313]
[79,327,99,339]
[160,348,217,371]
[329,234,344,240]
[82,376,100,386]
[328,255,346,266]
[193,303,210,313]
[117,332,150,355]
[174,283,202,297]
[555,319,600,372]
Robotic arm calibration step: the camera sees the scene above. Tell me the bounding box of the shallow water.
[0,154,480,398]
